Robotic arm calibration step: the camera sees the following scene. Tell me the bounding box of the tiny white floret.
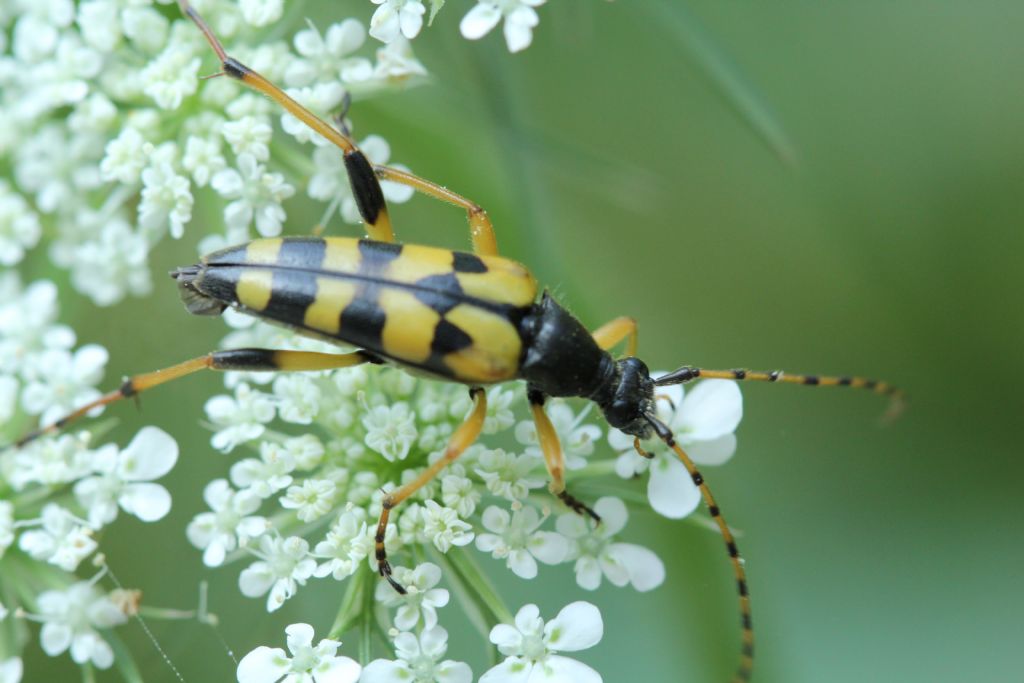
[236,622,361,683]
[481,601,603,683]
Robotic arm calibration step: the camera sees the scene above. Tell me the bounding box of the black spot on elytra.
[264,270,317,325]
[414,273,463,314]
[452,251,488,273]
[339,296,387,349]
[431,318,473,354]
[277,238,326,270]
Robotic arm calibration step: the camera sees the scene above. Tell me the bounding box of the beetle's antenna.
[644,414,754,683]
[655,366,905,422]
[176,0,228,62]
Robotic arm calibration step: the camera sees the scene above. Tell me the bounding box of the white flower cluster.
[2,4,739,680]
[0,1,424,307]
[239,600,605,683]
[364,562,474,681]
[193,317,742,681]
[0,273,179,679]
[369,0,549,53]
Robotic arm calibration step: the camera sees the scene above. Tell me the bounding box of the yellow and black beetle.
[9,3,905,681]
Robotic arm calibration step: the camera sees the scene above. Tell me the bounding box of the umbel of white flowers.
[238,601,605,683]
[189,311,741,681]
[0,1,737,680]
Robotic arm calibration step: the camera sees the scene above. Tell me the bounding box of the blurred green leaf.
[646,4,798,165]
[429,0,446,24]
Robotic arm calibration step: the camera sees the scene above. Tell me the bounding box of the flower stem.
[359,566,375,665]
[573,459,619,479]
[106,631,145,683]
[438,547,513,624]
[328,565,369,640]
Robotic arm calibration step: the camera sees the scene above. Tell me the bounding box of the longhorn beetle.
[8,3,905,681]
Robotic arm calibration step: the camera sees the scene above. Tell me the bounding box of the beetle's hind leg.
[527,389,600,523]
[6,349,381,450]
[375,387,488,593]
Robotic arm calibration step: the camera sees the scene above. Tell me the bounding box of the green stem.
[136,606,197,621]
[439,547,512,624]
[328,566,369,640]
[572,459,619,479]
[107,631,145,683]
[435,552,488,640]
[437,549,507,668]
[359,566,375,665]
[261,0,309,44]
[272,142,317,180]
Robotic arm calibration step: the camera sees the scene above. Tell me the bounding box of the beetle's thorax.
[517,294,655,438]
[518,292,613,398]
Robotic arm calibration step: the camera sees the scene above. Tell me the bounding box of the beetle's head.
[599,359,709,445]
[170,264,227,316]
[598,357,658,439]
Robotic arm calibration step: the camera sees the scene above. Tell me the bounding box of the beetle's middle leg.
[527,389,600,522]
[375,387,488,593]
[373,165,498,257]
[591,316,638,357]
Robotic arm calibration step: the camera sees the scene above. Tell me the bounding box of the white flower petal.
[508,549,538,579]
[528,531,568,565]
[285,622,315,653]
[40,623,72,656]
[554,513,587,539]
[476,533,501,553]
[611,543,665,592]
[480,657,532,683]
[606,428,633,452]
[574,557,602,591]
[482,506,510,533]
[369,7,399,43]
[239,565,275,597]
[237,646,289,683]
[399,7,424,40]
[503,9,537,53]
[535,655,602,683]
[513,603,541,634]
[436,660,473,683]
[592,497,627,536]
[118,482,171,522]
[460,4,502,40]
[648,456,701,519]
[489,624,523,651]
[0,658,22,683]
[360,660,406,683]
[202,541,227,567]
[677,380,742,440]
[118,428,179,481]
[314,655,361,683]
[544,601,602,652]
[687,433,737,466]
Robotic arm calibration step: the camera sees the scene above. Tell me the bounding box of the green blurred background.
[28,2,1023,681]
